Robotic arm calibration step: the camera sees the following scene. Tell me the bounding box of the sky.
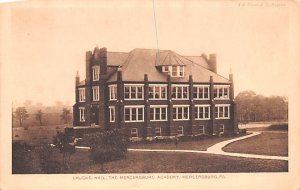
[1,0,295,106]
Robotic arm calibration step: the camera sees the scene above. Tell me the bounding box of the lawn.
[222,132,288,156]
[129,135,245,151]
[58,150,288,173]
[12,125,68,144]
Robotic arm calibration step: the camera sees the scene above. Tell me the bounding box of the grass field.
[51,150,288,173]
[222,132,288,156]
[12,125,68,144]
[129,135,245,151]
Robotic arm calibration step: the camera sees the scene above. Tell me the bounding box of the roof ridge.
[107,51,129,54]
[192,63,230,81]
[121,49,136,71]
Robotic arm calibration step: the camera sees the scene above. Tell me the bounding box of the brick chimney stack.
[208,54,217,73]
[99,47,107,76]
[75,71,80,86]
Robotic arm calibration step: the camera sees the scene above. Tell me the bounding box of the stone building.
[73,46,238,138]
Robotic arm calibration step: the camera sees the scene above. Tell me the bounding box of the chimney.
[75,71,80,86]
[208,54,217,73]
[99,47,107,76]
[86,51,93,81]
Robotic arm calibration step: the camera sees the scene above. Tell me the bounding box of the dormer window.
[162,66,169,72]
[170,66,185,77]
[92,66,100,81]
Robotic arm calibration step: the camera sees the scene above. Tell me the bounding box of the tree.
[235,91,288,122]
[14,107,29,127]
[61,108,71,124]
[84,129,128,172]
[52,131,76,169]
[35,109,43,126]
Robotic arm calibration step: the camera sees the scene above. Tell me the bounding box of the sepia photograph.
[1,0,300,190]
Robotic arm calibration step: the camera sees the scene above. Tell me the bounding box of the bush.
[239,129,247,134]
[269,123,288,131]
[84,129,128,171]
[37,145,61,174]
[12,142,35,174]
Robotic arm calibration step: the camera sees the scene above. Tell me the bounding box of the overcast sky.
[3,0,295,106]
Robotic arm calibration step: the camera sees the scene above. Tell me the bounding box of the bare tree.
[14,107,29,127]
[61,108,71,124]
[35,109,43,126]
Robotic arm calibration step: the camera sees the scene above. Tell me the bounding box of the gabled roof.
[107,52,129,66]
[108,48,230,83]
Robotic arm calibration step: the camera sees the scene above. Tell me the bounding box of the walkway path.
[128,132,288,161]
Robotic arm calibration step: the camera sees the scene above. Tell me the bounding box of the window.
[219,125,225,134]
[171,66,185,77]
[173,105,189,120]
[79,88,86,102]
[109,106,115,122]
[124,106,144,122]
[124,85,144,100]
[92,86,99,101]
[162,66,170,72]
[215,104,230,119]
[92,66,100,81]
[195,105,210,120]
[178,126,184,136]
[150,106,168,121]
[172,85,189,99]
[79,107,85,122]
[155,127,162,136]
[149,85,167,100]
[131,128,138,137]
[193,85,209,99]
[109,85,117,100]
[199,125,205,135]
[214,85,230,99]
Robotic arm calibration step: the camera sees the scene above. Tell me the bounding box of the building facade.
[73,46,238,138]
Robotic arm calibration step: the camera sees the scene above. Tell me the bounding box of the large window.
[149,85,167,100]
[124,85,144,100]
[92,66,100,81]
[193,85,209,100]
[173,105,189,120]
[172,85,189,99]
[124,106,144,122]
[79,107,85,122]
[79,88,86,102]
[215,104,230,119]
[170,65,185,77]
[195,105,210,120]
[150,105,168,121]
[131,128,138,137]
[92,86,99,101]
[214,85,230,99]
[109,106,115,122]
[109,85,117,100]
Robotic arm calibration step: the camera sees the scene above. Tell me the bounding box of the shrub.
[12,142,35,174]
[269,123,288,131]
[53,131,76,169]
[84,129,128,171]
[37,145,61,174]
